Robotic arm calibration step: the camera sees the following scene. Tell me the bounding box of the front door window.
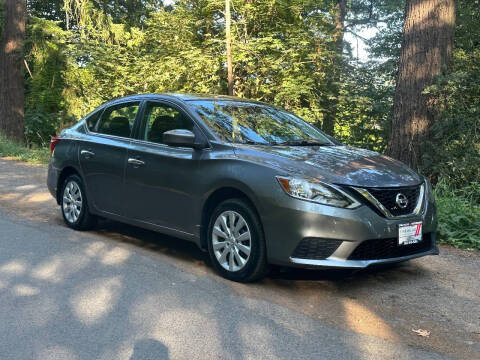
[142,102,194,144]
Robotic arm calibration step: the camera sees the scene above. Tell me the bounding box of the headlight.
[276,176,361,208]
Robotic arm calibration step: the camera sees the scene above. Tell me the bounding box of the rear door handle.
[80,149,95,157]
[128,158,145,166]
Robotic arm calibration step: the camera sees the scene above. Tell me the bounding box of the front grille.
[291,238,343,260]
[364,185,421,217]
[348,233,433,261]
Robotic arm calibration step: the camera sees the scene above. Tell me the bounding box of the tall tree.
[322,0,346,135]
[387,0,455,169]
[0,0,26,142]
[225,0,233,95]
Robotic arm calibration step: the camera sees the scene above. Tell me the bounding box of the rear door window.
[95,102,140,138]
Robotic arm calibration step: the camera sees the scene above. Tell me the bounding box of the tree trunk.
[322,0,346,135]
[387,0,455,169]
[0,0,26,143]
[333,0,347,57]
[225,0,234,96]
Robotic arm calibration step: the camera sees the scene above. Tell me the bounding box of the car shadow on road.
[93,218,413,284]
[94,218,208,264]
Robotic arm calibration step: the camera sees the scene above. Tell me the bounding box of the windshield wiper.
[273,139,334,146]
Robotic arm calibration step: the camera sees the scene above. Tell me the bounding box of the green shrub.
[0,135,50,164]
[24,108,62,147]
[435,180,480,250]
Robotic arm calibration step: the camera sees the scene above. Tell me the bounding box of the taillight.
[50,136,61,153]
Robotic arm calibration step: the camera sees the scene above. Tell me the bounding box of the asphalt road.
[0,158,479,359]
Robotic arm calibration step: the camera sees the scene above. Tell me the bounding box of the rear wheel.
[61,174,96,230]
[207,198,268,282]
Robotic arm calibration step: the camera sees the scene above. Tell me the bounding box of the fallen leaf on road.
[412,329,430,337]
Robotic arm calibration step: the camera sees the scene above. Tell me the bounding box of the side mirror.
[163,129,201,148]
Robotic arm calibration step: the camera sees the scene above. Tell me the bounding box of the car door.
[124,100,206,235]
[79,100,141,216]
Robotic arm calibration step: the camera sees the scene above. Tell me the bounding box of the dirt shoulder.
[0,157,479,359]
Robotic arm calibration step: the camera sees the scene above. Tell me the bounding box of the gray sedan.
[47,94,438,282]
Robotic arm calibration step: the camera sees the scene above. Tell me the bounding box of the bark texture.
[387,0,455,169]
[322,0,346,136]
[0,0,26,143]
[225,0,234,96]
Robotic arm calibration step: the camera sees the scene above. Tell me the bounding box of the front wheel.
[207,199,268,282]
[61,174,97,230]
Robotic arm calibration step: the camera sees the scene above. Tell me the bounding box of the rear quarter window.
[85,109,103,131]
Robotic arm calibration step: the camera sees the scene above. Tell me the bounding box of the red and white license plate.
[398,222,422,245]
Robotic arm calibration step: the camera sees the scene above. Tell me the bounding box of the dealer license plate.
[398,222,422,245]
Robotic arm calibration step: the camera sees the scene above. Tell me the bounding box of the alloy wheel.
[62,181,83,223]
[211,210,252,272]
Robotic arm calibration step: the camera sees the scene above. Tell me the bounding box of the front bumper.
[290,239,439,269]
[260,186,438,268]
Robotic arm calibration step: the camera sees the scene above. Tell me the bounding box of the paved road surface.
[0,158,479,359]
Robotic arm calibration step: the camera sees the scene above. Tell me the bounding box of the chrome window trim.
[352,183,425,219]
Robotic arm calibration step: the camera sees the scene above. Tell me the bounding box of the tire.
[207,198,268,282]
[60,174,97,230]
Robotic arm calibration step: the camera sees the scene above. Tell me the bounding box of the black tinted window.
[143,102,194,144]
[96,102,140,138]
[85,109,102,131]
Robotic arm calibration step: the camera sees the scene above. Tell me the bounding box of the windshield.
[188,100,333,146]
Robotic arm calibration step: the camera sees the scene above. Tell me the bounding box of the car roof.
[104,93,266,106]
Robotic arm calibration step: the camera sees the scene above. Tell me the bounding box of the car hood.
[233,144,423,187]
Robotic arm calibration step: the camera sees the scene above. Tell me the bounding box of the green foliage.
[22,0,401,149]
[422,1,480,189]
[24,16,68,146]
[335,0,404,150]
[365,0,405,77]
[27,0,65,22]
[335,62,392,151]
[23,0,348,135]
[138,2,225,94]
[435,180,480,250]
[0,135,50,164]
[224,0,336,125]
[24,108,62,146]
[422,52,480,188]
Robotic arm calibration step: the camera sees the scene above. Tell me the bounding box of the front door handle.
[128,158,145,166]
[80,149,95,157]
